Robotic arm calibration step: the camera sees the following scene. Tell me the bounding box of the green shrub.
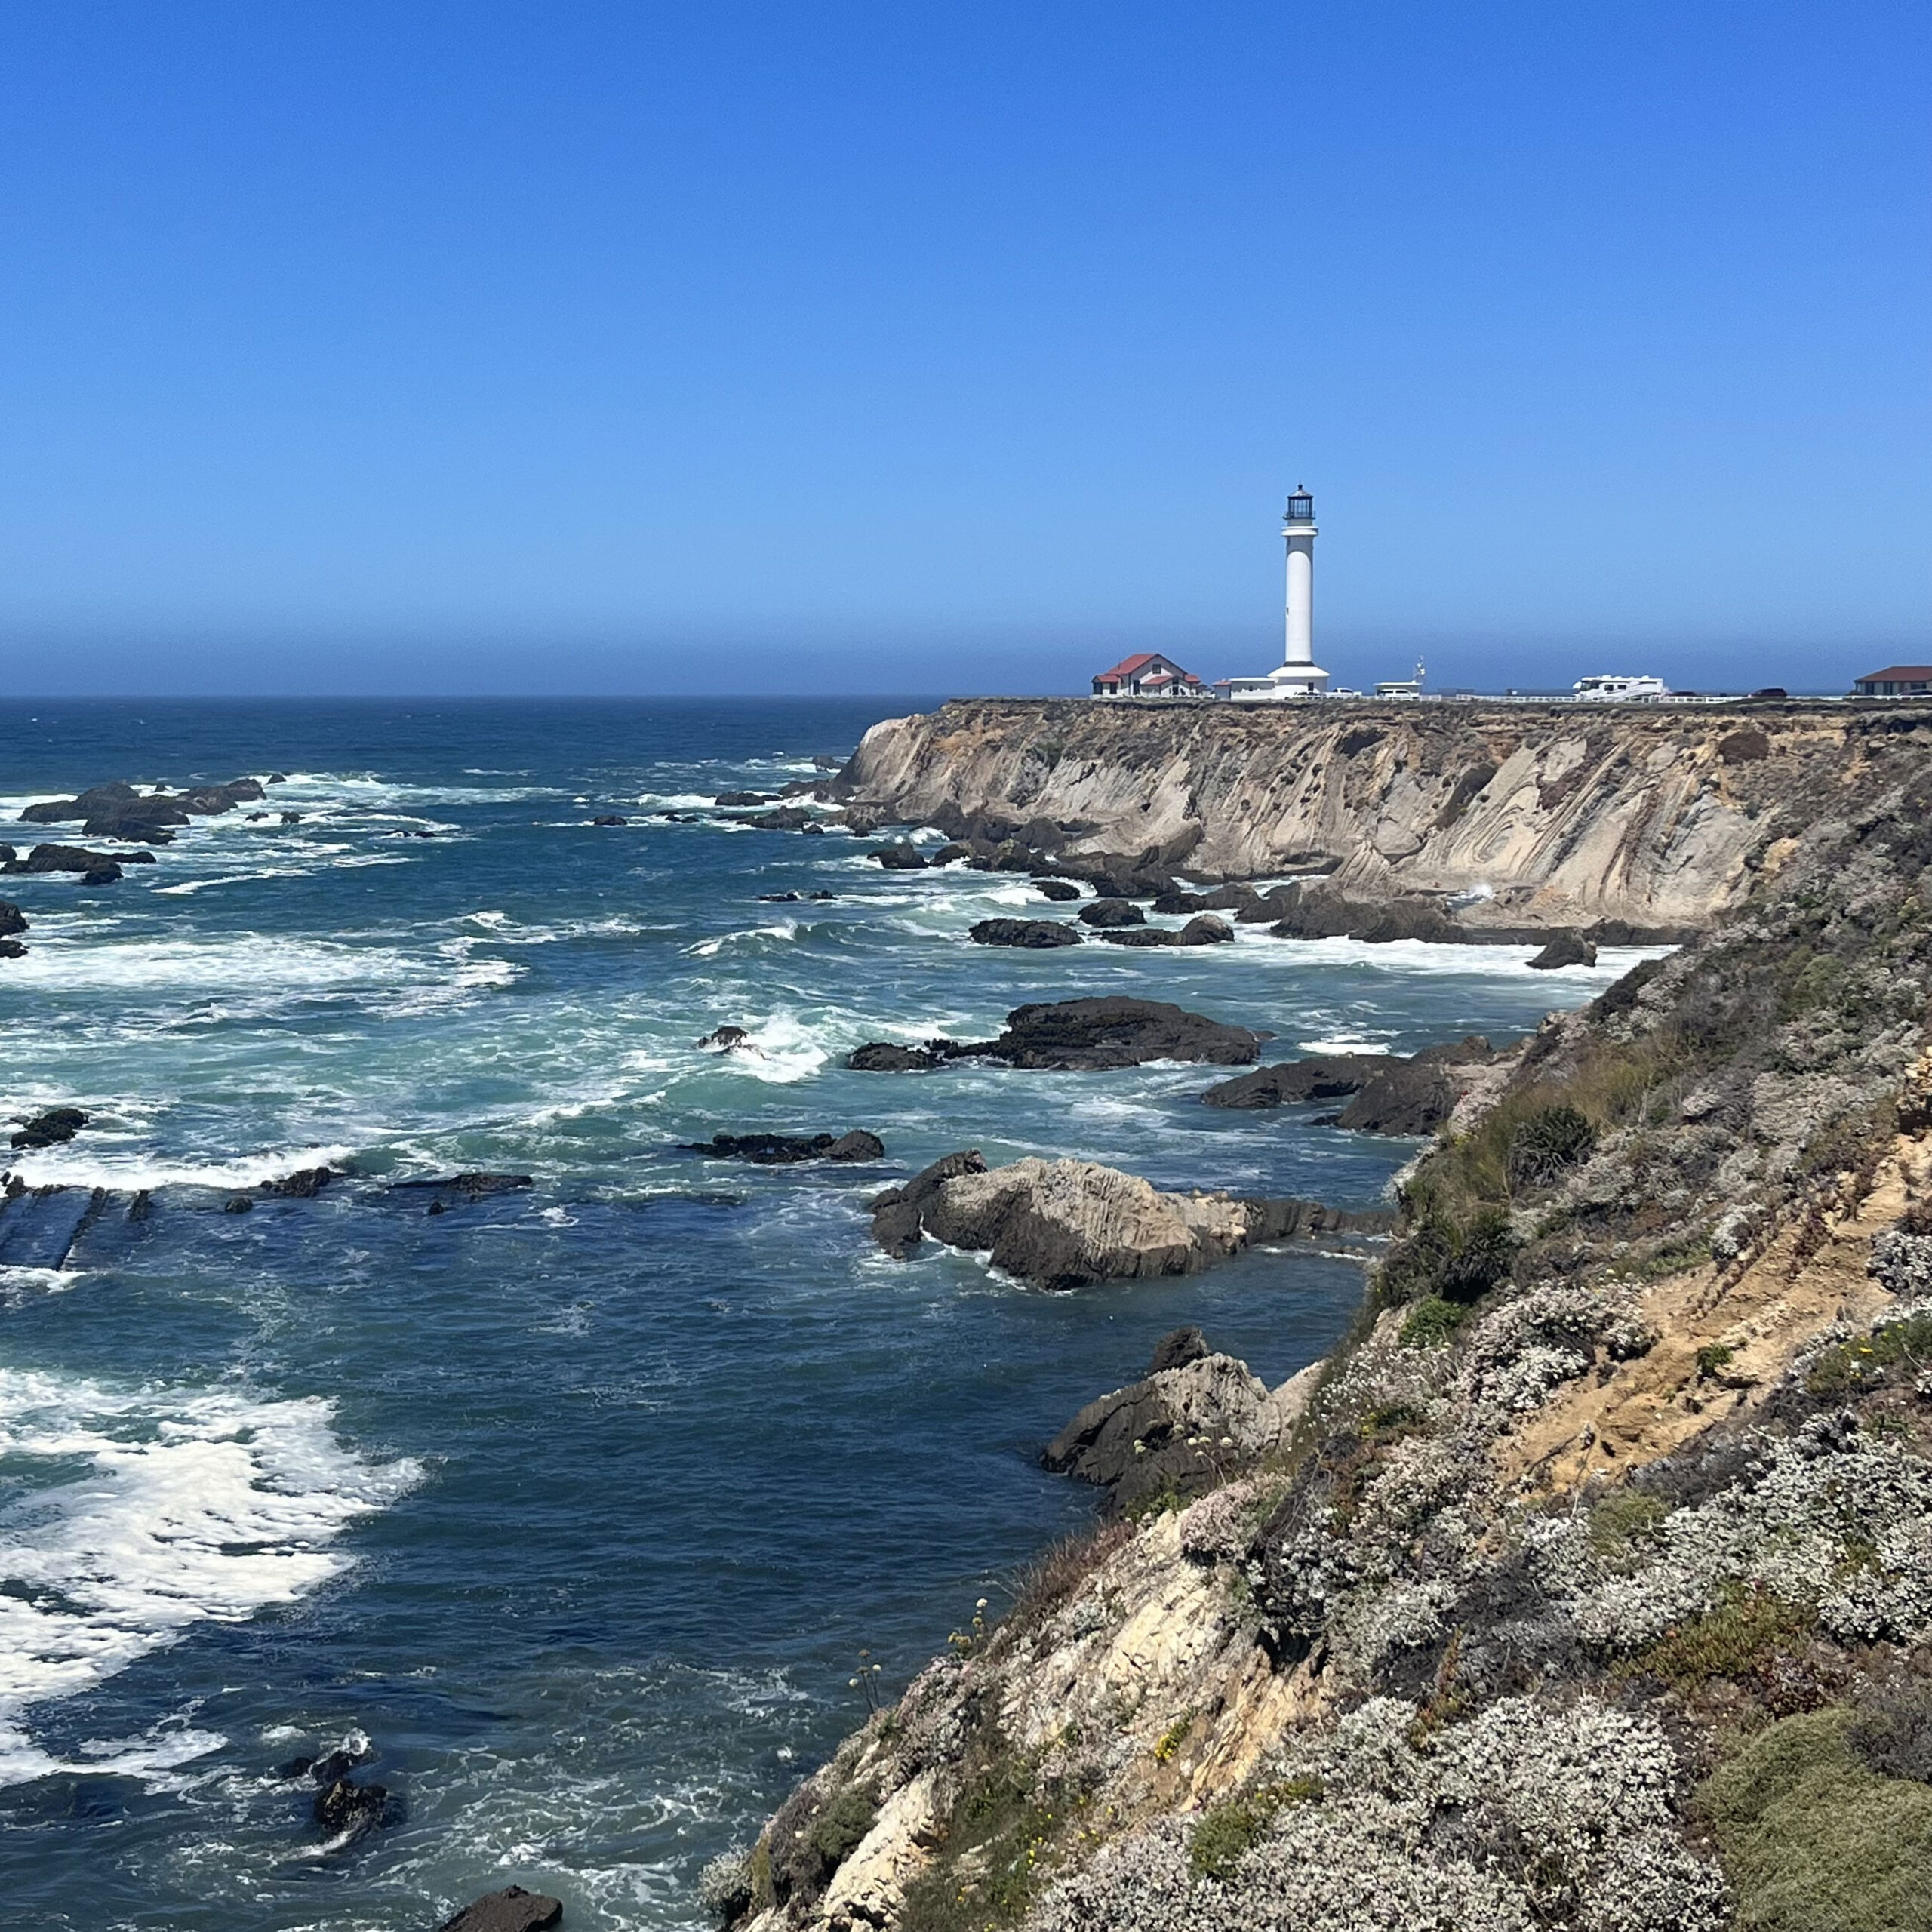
[804,1785,879,1872]
[1699,1707,1932,1932]
[1189,1777,1324,1882]
[1588,1487,1669,1564]
[1506,1104,1598,1192]
[1619,1586,1814,1690]
[1399,1296,1469,1348]
[1696,1342,1735,1380]
[1807,1313,1932,1400]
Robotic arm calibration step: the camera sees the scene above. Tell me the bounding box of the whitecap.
[686,922,798,958]
[0,1369,418,1788]
[2,1143,361,1192]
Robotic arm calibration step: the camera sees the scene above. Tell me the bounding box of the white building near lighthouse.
[1215,488,1333,700]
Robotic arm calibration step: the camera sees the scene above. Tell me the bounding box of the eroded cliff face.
[712,737,1932,1932]
[839,699,1932,932]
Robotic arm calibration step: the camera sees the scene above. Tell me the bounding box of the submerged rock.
[436,1888,564,1932]
[589,814,629,826]
[968,918,1082,948]
[697,1024,751,1051]
[0,900,26,937]
[684,1131,884,1164]
[10,1107,88,1149]
[262,1167,340,1198]
[391,1172,534,1198]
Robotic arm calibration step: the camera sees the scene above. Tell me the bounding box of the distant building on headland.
[1091,651,1205,699]
[1215,488,1331,701]
[1853,666,1932,697]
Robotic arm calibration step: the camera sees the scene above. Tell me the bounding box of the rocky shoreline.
[703,706,1932,1932]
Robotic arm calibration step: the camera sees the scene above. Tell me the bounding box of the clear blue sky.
[3,2,1927,697]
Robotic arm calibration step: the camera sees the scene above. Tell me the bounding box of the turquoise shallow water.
[0,699,1655,1929]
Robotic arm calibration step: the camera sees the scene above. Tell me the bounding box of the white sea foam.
[0,933,519,1017]
[3,1143,361,1192]
[687,921,798,958]
[1232,931,1675,980]
[702,1012,829,1083]
[0,1369,418,1788]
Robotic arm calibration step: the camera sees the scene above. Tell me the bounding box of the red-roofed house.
[1854,666,1932,697]
[1091,652,1206,700]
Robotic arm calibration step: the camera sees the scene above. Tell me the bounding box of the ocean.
[0,698,1657,1930]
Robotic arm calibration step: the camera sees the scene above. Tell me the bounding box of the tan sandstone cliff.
[837,698,1932,934]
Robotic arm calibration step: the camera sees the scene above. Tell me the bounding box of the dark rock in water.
[12,844,130,878]
[1241,1197,1397,1240]
[714,791,772,806]
[437,1887,565,1932]
[80,864,122,885]
[11,1107,88,1149]
[758,892,801,902]
[263,1167,338,1198]
[1178,915,1235,945]
[868,1150,989,1258]
[684,1131,884,1164]
[1334,1060,1457,1135]
[1078,897,1143,929]
[847,1041,951,1072]
[280,811,303,825]
[867,843,927,869]
[223,1195,254,1214]
[740,806,819,832]
[314,1776,390,1838]
[1148,1324,1209,1372]
[1035,878,1081,902]
[1201,1056,1390,1109]
[0,901,28,938]
[0,939,23,960]
[1097,925,1183,946]
[1527,931,1598,970]
[248,811,267,821]
[309,1743,376,1784]
[968,918,1081,949]
[801,822,824,835]
[392,1173,534,1198]
[276,1755,316,1780]
[590,814,628,826]
[973,997,1260,1071]
[697,1025,751,1051]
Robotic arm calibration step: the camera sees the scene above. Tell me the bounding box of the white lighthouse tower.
[1216,486,1333,701]
[1267,485,1330,697]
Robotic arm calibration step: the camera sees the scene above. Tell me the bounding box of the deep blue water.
[0,700,1656,1930]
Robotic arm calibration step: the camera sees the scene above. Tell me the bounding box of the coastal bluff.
[835,697,1932,933]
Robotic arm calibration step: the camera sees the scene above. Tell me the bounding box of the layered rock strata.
[832,697,1932,933]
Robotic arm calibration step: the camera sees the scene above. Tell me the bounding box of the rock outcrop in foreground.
[834,697,1932,933]
[718,729,1932,1932]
